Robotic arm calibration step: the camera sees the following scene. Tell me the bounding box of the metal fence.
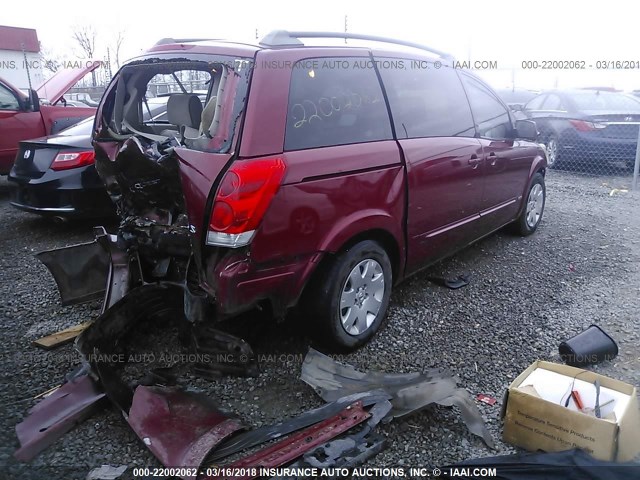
[507,88,640,189]
[536,120,640,189]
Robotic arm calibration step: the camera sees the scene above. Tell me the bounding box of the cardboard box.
[502,360,640,461]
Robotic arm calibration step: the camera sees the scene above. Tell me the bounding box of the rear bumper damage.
[19,227,495,475]
[208,251,320,318]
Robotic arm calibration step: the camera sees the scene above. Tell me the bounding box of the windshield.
[569,91,640,111]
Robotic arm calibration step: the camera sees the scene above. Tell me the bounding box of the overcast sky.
[4,0,640,90]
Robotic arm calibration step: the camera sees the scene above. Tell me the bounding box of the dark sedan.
[8,96,174,219]
[520,90,640,170]
[8,117,114,219]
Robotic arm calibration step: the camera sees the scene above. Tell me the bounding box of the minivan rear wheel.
[306,240,392,351]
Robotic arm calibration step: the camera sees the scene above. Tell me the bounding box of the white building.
[0,25,44,90]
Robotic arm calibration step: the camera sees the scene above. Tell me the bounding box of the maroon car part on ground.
[202,401,370,480]
[14,344,494,473]
[127,386,245,480]
[284,399,392,470]
[14,374,106,462]
[207,391,391,461]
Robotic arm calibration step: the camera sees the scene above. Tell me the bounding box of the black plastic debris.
[428,274,470,289]
[208,391,391,462]
[559,324,619,367]
[292,400,391,469]
[300,348,495,449]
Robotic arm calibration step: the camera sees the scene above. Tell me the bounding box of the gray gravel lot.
[1,171,639,479]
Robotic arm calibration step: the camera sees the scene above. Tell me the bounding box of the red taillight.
[51,151,95,171]
[569,120,606,132]
[209,158,286,240]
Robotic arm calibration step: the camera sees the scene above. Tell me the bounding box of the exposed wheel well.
[337,229,401,281]
[308,229,401,288]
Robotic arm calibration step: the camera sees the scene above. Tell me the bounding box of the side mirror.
[27,89,40,112]
[515,119,538,141]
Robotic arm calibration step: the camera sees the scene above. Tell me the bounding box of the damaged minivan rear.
[65,40,404,354]
[39,35,547,362]
[93,49,255,305]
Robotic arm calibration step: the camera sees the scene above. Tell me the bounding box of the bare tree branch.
[113,29,125,69]
[72,26,97,58]
[71,26,98,86]
[39,45,66,75]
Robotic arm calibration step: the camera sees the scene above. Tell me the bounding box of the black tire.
[514,173,546,236]
[544,134,563,169]
[305,240,392,351]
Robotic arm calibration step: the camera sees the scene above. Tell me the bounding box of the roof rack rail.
[259,30,453,59]
[154,37,222,46]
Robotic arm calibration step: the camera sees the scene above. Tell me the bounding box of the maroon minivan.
[47,32,547,351]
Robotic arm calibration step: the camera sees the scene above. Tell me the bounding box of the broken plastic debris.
[476,394,497,406]
[86,465,127,480]
[609,188,629,196]
[14,375,106,461]
[203,401,370,479]
[208,390,390,461]
[289,400,391,469]
[428,274,470,289]
[301,348,495,449]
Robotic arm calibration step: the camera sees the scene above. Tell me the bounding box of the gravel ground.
[1,171,639,479]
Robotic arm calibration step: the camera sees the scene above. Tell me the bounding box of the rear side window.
[569,91,640,111]
[377,60,475,138]
[460,73,512,140]
[285,57,392,151]
[525,95,546,110]
[542,94,564,110]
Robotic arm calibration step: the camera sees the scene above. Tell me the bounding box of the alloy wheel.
[526,183,544,228]
[339,259,385,336]
[546,138,558,167]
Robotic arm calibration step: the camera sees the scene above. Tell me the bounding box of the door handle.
[468,155,481,169]
[487,153,499,166]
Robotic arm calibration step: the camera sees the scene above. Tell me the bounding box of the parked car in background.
[496,87,539,111]
[0,62,99,174]
[8,117,113,219]
[61,99,91,107]
[520,89,640,170]
[75,31,547,350]
[8,97,172,220]
[64,92,100,107]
